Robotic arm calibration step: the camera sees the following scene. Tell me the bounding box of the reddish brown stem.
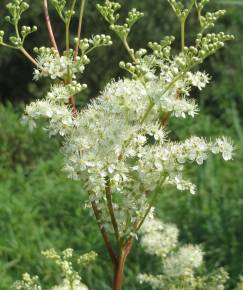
[69,95,77,116]
[43,0,59,53]
[159,112,170,128]
[91,201,118,266]
[113,239,133,290]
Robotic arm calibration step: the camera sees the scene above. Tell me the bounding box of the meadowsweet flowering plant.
[0,0,235,289]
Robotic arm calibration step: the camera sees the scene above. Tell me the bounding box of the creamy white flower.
[138,273,164,289]
[187,71,210,90]
[163,245,203,277]
[33,49,88,81]
[212,137,234,161]
[140,212,179,258]
[51,279,88,290]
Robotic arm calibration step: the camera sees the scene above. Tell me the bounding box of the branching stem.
[113,239,133,290]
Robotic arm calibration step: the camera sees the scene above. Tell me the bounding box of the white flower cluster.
[23,100,74,136]
[164,245,203,277]
[47,82,87,104]
[23,71,233,236]
[33,47,89,81]
[138,273,164,290]
[138,213,204,289]
[187,71,210,90]
[138,213,232,289]
[14,273,42,290]
[140,209,179,258]
[52,279,89,290]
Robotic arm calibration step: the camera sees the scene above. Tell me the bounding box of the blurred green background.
[0,0,243,289]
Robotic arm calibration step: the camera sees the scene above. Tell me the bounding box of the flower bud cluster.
[78,251,97,266]
[200,10,226,31]
[77,34,112,55]
[0,0,37,51]
[14,273,42,290]
[195,0,226,33]
[97,1,143,41]
[21,25,38,41]
[167,0,190,20]
[148,36,175,59]
[196,0,210,12]
[51,0,77,24]
[96,1,121,24]
[196,32,234,57]
[42,248,94,290]
[42,248,79,281]
[14,248,93,290]
[9,36,22,47]
[5,0,29,25]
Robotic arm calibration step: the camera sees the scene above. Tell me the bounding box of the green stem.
[66,0,77,52]
[140,100,154,124]
[123,39,137,63]
[1,43,18,50]
[135,176,167,233]
[74,0,86,60]
[140,71,186,124]
[105,178,120,242]
[181,20,185,50]
[66,24,70,52]
[20,47,38,66]
[14,23,20,39]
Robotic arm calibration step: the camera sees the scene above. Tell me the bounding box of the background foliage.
[0,0,242,289]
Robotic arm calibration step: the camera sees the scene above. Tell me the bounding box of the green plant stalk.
[105,178,120,242]
[140,71,187,124]
[66,0,77,53]
[65,0,78,112]
[181,19,185,50]
[13,19,38,66]
[20,47,38,66]
[135,175,167,233]
[123,38,137,63]
[74,0,86,60]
